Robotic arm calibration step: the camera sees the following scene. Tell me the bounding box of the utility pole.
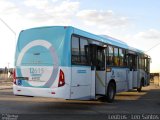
[145,42,160,53]
[0,18,16,36]
[0,17,16,73]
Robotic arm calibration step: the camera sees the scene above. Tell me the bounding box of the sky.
[0,0,160,72]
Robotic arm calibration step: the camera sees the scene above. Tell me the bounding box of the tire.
[106,82,116,103]
[137,80,143,92]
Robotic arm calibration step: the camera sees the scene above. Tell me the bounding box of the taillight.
[58,69,65,87]
[13,69,16,84]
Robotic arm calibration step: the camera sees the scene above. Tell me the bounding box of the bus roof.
[22,26,145,54]
[72,26,144,54]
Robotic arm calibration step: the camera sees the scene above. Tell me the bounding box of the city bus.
[13,26,150,102]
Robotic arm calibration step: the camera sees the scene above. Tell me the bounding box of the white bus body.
[13,26,150,102]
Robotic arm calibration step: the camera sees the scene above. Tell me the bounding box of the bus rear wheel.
[106,82,116,103]
[137,80,143,92]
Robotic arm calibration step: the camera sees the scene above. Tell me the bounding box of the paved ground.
[0,81,160,120]
[0,80,12,90]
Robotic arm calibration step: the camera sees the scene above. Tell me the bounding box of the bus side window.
[139,56,142,69]
[146,57,150,73]
[127,54,137,71]
[119,48,124,66]
[114,47,119,66]
[72,36,80,64]
[97,48,105,70]
[108,46,114,66]
[124,50,127,66]
[71,36,89,65]
[80,38,89,65]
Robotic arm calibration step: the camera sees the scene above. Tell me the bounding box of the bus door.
[90,44,106,95]
[70,37,92,100]
[127,54,138,89]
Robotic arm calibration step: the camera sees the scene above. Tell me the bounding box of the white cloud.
[76,9,129,28]
[134,29,160,40]
[0,0,80,33]
[0,0,80,30]
[52,0,58,3]
[23,0,79,24]
[0,0,19,14]
[117,29,160,72]
[128,29,160,51]
[24,0,50,9]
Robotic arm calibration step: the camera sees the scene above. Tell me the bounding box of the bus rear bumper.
[13,84,70,99]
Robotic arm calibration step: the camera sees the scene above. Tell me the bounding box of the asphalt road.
[0,83,160,120]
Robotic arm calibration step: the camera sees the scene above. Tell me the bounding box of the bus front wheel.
[106,82,116,103]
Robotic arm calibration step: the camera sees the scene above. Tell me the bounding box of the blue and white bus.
[13,26,150,102]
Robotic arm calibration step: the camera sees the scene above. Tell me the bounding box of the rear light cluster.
[13,68,65,87]
[13,69,16,84]
[58,69,65,87]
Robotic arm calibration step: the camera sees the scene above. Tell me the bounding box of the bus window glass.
[139,56,142,69]
[72,36,80,64]
[146,57,150,73]
[114,47,119,66]
[144,55,149,72]
[80,38,89,65]
[142,56,145,70]
[145,58,147,72]
[108,46,114,65]
[97,48,105,70]
[124,50,127,66]
[119,48,124,66]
